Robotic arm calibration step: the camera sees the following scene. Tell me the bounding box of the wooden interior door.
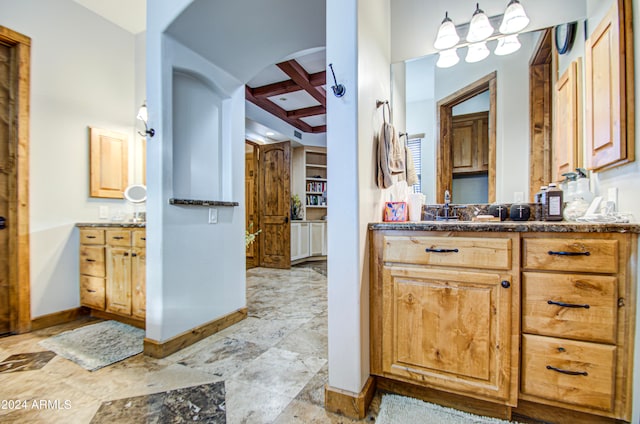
[0,27,31,335]
[245,142,259,269]
[0,41,10,335]
[259,141,291,268]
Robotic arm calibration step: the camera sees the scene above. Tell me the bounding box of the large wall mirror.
[393,0,634,205]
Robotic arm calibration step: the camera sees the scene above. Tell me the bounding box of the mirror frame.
[436,72,497,204]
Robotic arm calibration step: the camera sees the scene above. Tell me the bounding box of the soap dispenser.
[561,172,578,203]
[574,168,594,203]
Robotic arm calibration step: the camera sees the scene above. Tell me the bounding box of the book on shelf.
[306,181,327,192]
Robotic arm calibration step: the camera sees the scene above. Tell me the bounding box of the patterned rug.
[39,320,144,371]
[376,394,519,424]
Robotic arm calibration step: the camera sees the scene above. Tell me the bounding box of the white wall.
[0,0,143,318]
[327,0,392,394]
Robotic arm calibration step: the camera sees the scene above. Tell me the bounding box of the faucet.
[436,189,458,220]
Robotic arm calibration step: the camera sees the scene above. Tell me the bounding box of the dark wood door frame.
[528,28,553,202]
[0,26,31,334]
[436,72,497,203]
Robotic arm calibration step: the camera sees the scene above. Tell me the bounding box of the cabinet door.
[452,112,489,174]
[554,60,582,181]
[106,247,132,315]
[382,265,516,404]
[131,247,146,319]
[585,2,632,171]
[291,223,301,260]
[300,222,310,258]
[310,222,325,256]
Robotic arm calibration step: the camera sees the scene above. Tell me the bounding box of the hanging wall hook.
[328,63,346,98]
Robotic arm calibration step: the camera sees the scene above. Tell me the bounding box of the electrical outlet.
[99,206,109,219]
[607,187,618,211]
[208,208,218,224]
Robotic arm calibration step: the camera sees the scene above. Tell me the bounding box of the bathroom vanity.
[77,223,146,328]
[369,221,638,423]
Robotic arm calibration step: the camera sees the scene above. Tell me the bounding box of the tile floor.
[0,263,380,423]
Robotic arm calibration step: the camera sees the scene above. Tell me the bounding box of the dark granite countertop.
[368,221,640,234]
[76,222,146,228]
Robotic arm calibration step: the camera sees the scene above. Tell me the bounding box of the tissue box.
[383,202,407,222]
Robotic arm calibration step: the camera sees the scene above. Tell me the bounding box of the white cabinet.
[291,222,310,261]
[310,222,326,256]
[291,221,326,262]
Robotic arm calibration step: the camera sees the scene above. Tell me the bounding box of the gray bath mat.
[39,320,144,371]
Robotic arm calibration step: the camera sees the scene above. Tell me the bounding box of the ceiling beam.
[277,60,326,107]
[287,105,326,119]
[251,79,300,98]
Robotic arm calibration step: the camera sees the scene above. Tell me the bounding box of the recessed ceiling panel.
[300,115,327,127]
[268,90,320,111]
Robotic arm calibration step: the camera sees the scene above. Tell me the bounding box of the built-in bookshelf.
[292,146,327,221]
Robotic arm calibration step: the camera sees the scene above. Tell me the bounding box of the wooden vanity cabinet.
[519,233,635,421]
[370,227,637,423]
[79,226,146,326]
[370,231,520,406]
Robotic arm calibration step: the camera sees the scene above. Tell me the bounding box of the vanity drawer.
[80,246,105,277]
[383,235,512,270]
[522,272,617,343]
[132,230,146,248]
[521,334,616,412]
[523,238,618,273]
[80,276,105,310]
[106,229,131,247]
[80,229,104,245]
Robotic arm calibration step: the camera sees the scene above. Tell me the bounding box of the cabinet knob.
[124,252,129,256]
[131,253,137,257]
[501,280,510,289]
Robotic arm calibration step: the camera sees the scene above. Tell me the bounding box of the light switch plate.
[99,206,109,219]
[208,208,218,224]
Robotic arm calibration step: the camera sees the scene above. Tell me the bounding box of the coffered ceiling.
[246,48,327,134]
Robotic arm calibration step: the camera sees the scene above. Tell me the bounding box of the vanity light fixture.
[499,0,530,34]
[136,101,155,138]
[466,42,490,63]
[494,34,522,56]
[436,48,460,68]
[434,12,460,50]
[433,0,529,68]
[466,3,494,43]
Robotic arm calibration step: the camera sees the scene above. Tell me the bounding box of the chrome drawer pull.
[425,248,459,253]
[548,250,590,256]
[546,365,588,376]
[547,300,590,309]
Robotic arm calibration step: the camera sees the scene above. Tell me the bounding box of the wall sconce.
[434,0,530,68]
[136,102,155,138]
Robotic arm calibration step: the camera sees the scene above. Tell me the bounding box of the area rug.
[38,320,144,371]
[376,394,519,424]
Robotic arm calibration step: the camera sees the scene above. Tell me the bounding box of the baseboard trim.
[143,307,247,358]
[90,310,145,329]
[325,376,376,419]
[30,307,89,331]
